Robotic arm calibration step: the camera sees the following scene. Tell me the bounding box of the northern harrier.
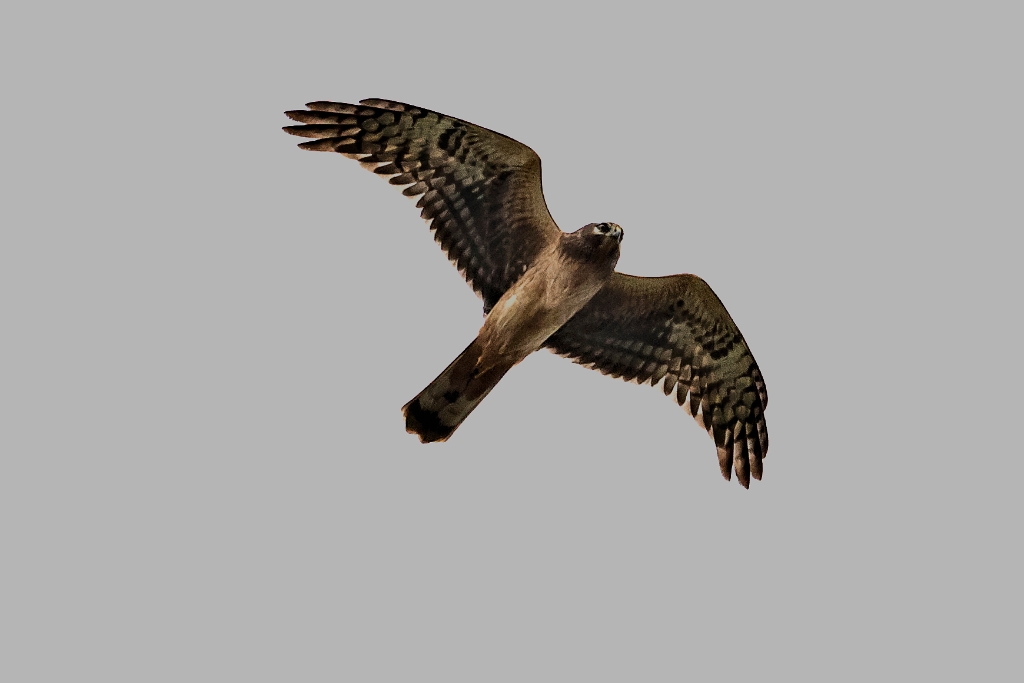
[284,99,769,487]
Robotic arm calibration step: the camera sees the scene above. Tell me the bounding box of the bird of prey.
[283,98,769,487]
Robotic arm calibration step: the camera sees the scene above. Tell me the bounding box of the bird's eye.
[594,223,607,233]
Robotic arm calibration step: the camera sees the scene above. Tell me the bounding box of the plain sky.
[3,1,1021,681]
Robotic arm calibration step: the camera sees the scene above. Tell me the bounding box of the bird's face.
[563,222,623,270]
[590,222,623,243]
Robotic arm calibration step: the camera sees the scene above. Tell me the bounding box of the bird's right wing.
[284,99,561,311]
[545,273,769,487]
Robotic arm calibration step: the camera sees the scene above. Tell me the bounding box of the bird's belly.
[479,272,605,362]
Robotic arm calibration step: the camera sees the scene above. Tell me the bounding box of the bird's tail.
[403,340,515,443]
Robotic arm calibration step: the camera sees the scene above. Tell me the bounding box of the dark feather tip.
[403,400,455,443]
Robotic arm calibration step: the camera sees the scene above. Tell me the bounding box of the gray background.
[3,1,1021,680]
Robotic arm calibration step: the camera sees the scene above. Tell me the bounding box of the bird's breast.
[477,257,612,362]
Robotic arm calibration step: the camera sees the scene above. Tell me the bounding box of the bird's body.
[479,226,621,365]
[284,98,769,487]
[405,223,622,442]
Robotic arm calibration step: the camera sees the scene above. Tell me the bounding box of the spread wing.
[284,99,561,311]
[545,273,769,488]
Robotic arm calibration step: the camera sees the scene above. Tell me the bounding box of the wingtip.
[297,139,341,152]
[751,457,764,481]
[718,446,753,488]
[359,98,413,113]
[305,101,361,113]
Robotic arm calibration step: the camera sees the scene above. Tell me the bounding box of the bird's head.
[562,222,623,270]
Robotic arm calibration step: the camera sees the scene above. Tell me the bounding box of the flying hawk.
[283,99,769,487]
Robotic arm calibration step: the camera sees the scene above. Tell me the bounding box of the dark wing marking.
[546,273,769,488]
[284,99,561,311]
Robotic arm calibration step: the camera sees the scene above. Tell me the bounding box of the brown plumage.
[283,98,769,487]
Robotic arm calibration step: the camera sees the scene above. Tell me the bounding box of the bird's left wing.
[545,273,769,487]
[284,99,561,311]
